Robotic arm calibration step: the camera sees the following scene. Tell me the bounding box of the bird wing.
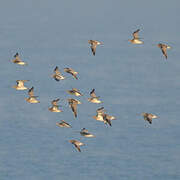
[161,46,167,59]
[28,87,34,97]
[71,103,77,118]
[90,89,97,97]
[91,45,96,56]
[74,144,81,152]
[52,98,59,106]
[133,29,140,39]
[54,66,61,75]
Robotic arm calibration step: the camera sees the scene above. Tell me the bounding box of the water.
[0,0,180,179]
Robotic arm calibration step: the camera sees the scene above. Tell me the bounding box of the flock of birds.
[11,29,171,152]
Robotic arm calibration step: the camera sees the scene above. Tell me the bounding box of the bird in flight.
[12,80,29,90]
[56,120,72,128]
[141,112,158,124]
[80,128,95,137]
[69,139,85,152]
[48,98,62,112]
[64,68,78,80]
[88,89,102,103]
[68,98,81,118]
[67,88,83,96]
[52,66,65,81]
[25,87,40,103]
[128,29,143,44]
[88,40,103,56]
[157,43,171,59]
[12,52,27,65]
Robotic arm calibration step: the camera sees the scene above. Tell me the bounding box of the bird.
[56,120,72,128]
[11,52,27,65]
[68,98,81,118]
[64,68,78,80]
[52,66,65,81]
[93,107,115,126]
[93,107,105,122]
[141,112,158,124]
[12,80,29,90]
[48,98,62,112]
[157,43,171,59]
[88,89,102,103]
[69,139,85,152]
[88,40,103,56]
[67,88,83,96]
[128,29,143,44]
[25,87,40,103]
[80,128,95,137]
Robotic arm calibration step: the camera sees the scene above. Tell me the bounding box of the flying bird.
[12,52,27,65]
[64,68,78,80]
[69,139,85,152]
[157,43,171,59]
[88,40,103,56]
[12,80,29,90]
[128,29,143,44]
[56,120,72,128]
[52,66,65,81]
[93,107,115,126]
[88,89,102,103]
[68,98,81,118]
[67,88,83,96]
[80,128,95,137]
[142,112,158,124]
[25,87,40,103]
[48,98,62,112]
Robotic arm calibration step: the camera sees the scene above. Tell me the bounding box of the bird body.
[52,66,65,81]
[88,89,102,103]
[69,139,85,152]
[157,43,171,59]
[68,98,81,118]
[64,68,78,80]
[128,29,143,44]
[56,120,71,128]
[12,80,29,90]
[80,128,95,137]
[142,112,158,124]
[48,98,62,112]
[88,40,103,56]
[12,53,27,65]
[25,87,40,103]
[67,88,83,96]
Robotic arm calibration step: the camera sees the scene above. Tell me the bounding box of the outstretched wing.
[133,29,140,39]
[91,45,96,56]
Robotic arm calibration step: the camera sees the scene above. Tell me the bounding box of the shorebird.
[88,40,103,56]
[48,98,62,112]
[88,89,102,103]
[80,128,95,137]
[128,29,143,44]
[12,52,27,65]
[69,139,85,152]
[52,66,65,81]
[157,43,171,59]
[25,87,40,103]
[93,107,105,122]
[93,107,115,126]
[68,98,81,118]
[56,120,72,128]
[12,80,29,90]
[67,88,83,96]
[142,112,158,124]
[64,68,78,80]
